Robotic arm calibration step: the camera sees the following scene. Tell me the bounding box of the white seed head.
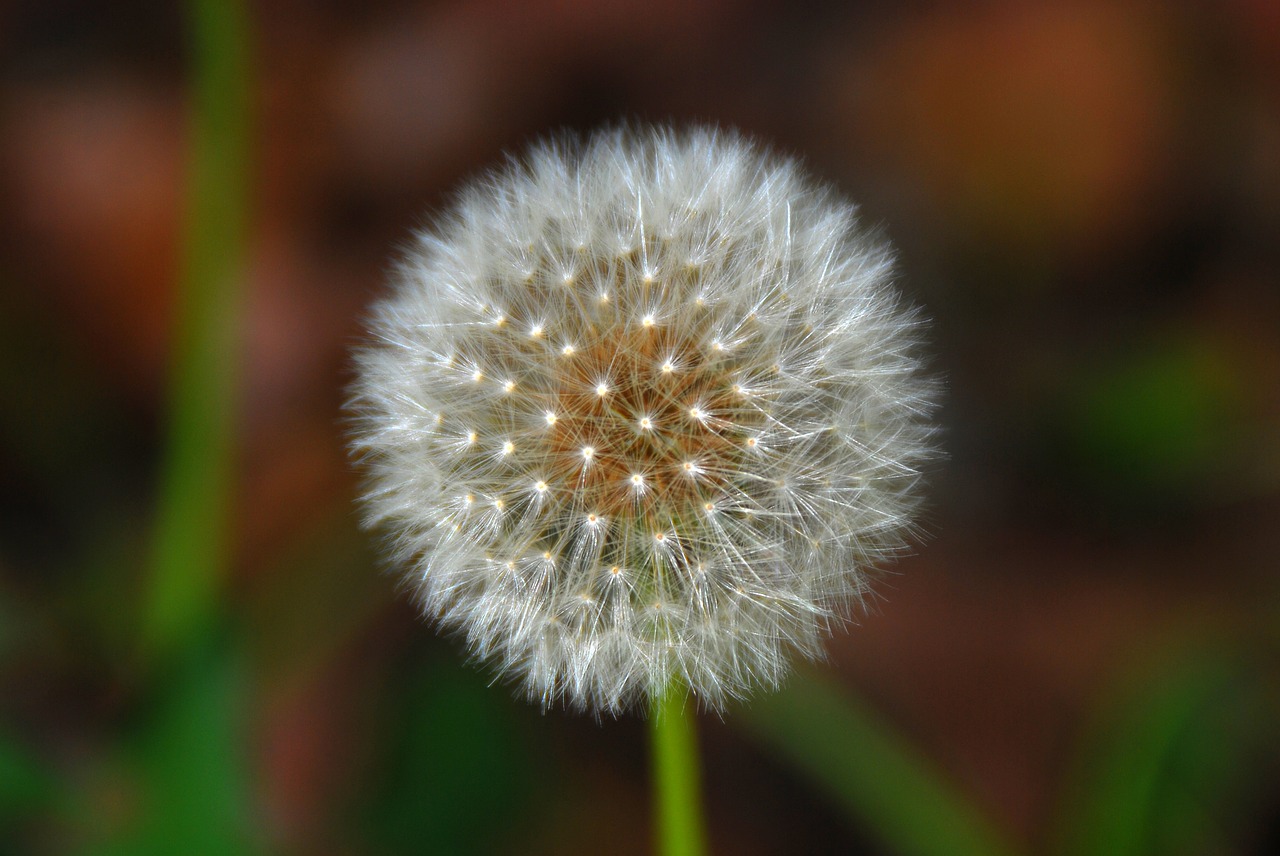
[350,126,937,714]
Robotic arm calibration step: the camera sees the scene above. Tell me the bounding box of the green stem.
[143,0,251,657]
[651,685,708,856]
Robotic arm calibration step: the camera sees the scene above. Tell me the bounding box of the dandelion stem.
[651,685,708,856]
[143,0,251,657]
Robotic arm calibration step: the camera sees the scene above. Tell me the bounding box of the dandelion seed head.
[350,125,937,714]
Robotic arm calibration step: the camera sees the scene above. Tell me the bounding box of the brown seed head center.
[541,321,758,522]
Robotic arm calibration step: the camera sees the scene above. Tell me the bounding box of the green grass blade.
[0,729,62,820]
[739,672,1021,856]
[142,0,251,655]
[1052,648,1256,856]
[90,642,259,856]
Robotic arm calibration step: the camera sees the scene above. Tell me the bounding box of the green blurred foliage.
[0,730,61,831]
[1067,336,1241,494]
[741,672,1021,856]
[360,653,545,856]
[1054,644,1279,856]
[91,642,259,856]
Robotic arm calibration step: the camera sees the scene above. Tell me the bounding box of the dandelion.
[350,126,936,715]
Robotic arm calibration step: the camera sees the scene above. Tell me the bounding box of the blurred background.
[1,0,1278,854]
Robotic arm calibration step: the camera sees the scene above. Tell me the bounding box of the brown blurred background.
[1,1,1278,854]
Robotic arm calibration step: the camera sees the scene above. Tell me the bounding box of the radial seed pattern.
[350,127,936,713]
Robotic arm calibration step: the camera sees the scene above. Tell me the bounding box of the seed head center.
[538,321,759,520]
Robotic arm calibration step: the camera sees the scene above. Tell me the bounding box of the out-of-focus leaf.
[0,729,61,821]
[738,671,1022,856]
[1064,337,1240,501]
[91,641,259,856]
[363,653,544,856]
[1052,645,1272,856]
[143,0,251,656]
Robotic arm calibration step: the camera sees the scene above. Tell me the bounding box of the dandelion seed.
[350,125,936,714]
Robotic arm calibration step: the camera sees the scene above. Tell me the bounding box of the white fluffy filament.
[350,126,936,714]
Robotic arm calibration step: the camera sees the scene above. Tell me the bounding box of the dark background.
[1,1,1278,854]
